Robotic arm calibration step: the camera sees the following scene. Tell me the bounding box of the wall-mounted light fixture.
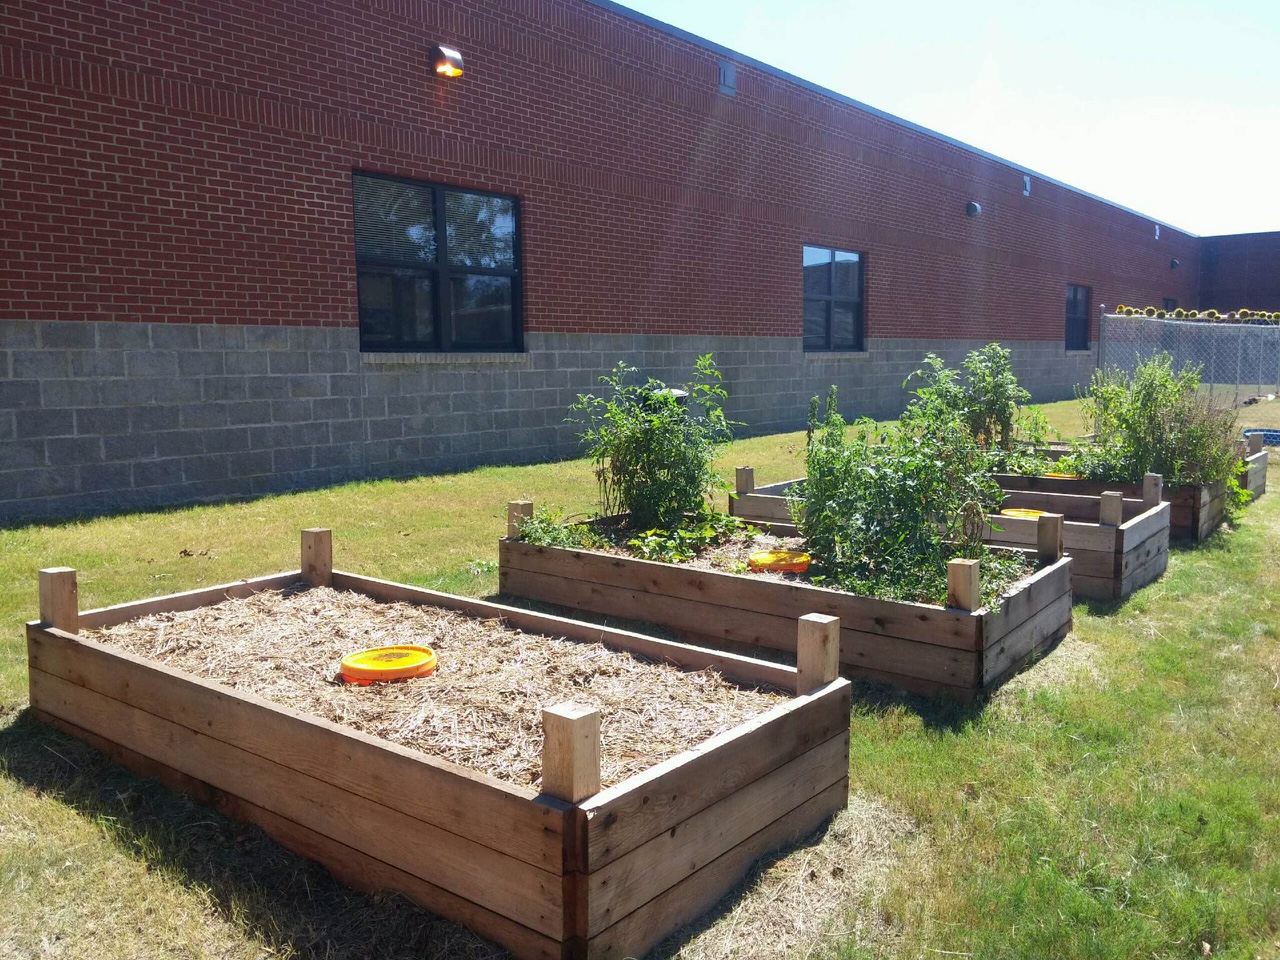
[430,44,464,79]
[1170,258,1180,270]
[965,201,982,217]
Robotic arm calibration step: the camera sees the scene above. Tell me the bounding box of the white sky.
[613,0,1280,237]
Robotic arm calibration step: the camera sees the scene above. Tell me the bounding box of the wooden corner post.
[301,528,333,587]
[1036,513,1065,561]
[1099,491,1124,527]
[507,500,534,539]
[796,613,840,695]
[947,558,981,612]
[735,466,755,496]
[1143,473,1164,508]
[38,567,79,633]
[1249,432,1265,455]
[541,702,601,803]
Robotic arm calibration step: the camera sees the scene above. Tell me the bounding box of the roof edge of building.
[587,0,1200,239]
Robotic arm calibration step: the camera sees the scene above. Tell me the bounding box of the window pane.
[451,274,514,346]
[352,175,437,264]
[803,299,829,350]
[832,251,861,299]
[803,246,831,296]
[446,191,516,269]
[357,271,398,345]
[831,301,860,350]
[405,275,436,345]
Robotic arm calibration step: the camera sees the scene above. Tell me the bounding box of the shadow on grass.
[0,711,512,960]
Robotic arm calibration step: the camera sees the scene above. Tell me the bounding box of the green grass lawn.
[3,399,1280,958]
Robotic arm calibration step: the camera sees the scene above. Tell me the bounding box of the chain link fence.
[1097,312,1280,406]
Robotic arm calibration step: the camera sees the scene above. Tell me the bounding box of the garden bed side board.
[500,509,1073,700]
[984,490,1170,601]
[27,535,851,960]
[726,470,1165,601]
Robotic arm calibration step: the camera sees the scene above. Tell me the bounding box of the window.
[1065,284,1090,351]
[803,246,865,352]
[352,172,521,352]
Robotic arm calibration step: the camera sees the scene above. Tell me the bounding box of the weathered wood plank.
[1120,527,1170,578]
[580,679,850,872]
[584,732,848,935]
[1070,573,1119,600]
[332,571,798,692]
[78,572,303,629]
[499,565,801,654]
[838,628,981,685]
[584,779,848,960]
[500,540,981,648]
[1118,502,1171,552]
[31,709,563,960]
[729,492,792,522]
[981,591,1073,686]
[1120,546,1169,595]
[987,516,1119,555]
[983,557,1072,646]
[26,627,565,870]
[1060,549,1117,580]
[29,668,565,938]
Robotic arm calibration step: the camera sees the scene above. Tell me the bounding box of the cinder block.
[17,408,74,439]
[96,323,152,350]
[12,350,71,380]
[69,350,126,378]
[150,325,202,351]
[40,322,97,349]
[124,350,178,379]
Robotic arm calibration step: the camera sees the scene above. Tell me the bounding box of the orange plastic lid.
[748,550,811,573]
[999,508,1047,519]
[1044,472,1082,479]
[341,645,437,685]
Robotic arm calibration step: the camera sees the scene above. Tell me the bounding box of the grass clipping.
[85,584,786,790]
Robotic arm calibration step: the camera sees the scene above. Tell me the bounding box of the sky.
[612,0,1280,237]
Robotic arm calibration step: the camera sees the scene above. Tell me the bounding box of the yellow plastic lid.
[1044,472,1082,479]
[341,645,437,685]
[999,508,1047,519]
[747,550,811,573]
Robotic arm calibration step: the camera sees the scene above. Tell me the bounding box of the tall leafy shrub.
[904,344,1051,473]
[1063,353,1242,488]
[569,354,734,530]
[795,387,1022,606]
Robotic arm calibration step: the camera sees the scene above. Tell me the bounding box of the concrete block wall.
[0,318,1092,522]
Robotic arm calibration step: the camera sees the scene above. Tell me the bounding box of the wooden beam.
[38,567,78,633]
[1249,432,1265,455]
[1143,473,1164,507]
[1036,513,1064,561]
[541,703,600,804]
[507,500,534,539]
[1099,491,1124,526]
[301,529,332,588]
[735,466,755,495]
[947,559,980,612]
[796,614,840,695]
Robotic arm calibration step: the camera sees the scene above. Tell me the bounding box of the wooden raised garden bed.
[500,503,1074,700]
[997,435,1267,542]
[27,530,851,960]
[728,468,1170,602]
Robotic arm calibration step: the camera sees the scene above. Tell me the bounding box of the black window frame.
[803,245,866,353]
[1162,298,1178,312]
[1065,283,1091,351]
[352,170,523,353]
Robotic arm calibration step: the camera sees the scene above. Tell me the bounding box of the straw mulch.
[86,584,786,790]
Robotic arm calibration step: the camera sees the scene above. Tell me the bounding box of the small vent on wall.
[1023,175,1031,196]
[718,61,737,96]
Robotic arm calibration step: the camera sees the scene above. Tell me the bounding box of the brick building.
[0,0,1270,521]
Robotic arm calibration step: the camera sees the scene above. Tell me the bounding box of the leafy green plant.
[795,386,1028,607]
[1061,353,1246,507]
[902,343,1052,474]
[569,355,735,530]
[516,506,607,549]
[625,512,750,563]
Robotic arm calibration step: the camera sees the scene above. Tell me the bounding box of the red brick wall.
[1,0,1203,342]
[1200,232,1280,312]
